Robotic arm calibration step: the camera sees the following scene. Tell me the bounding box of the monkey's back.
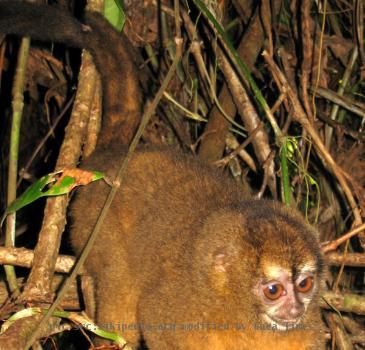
[71,146,245,265]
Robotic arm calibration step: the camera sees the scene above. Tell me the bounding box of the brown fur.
[0,3,325,349]
[70,148,325,349]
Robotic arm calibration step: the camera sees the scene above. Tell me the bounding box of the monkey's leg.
[93,267,141,348]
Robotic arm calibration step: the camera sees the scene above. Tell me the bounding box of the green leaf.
[5,169,104,215]
[90,171,104,181]
[44,175,76,196]
[5,173,59,214]
[104,0,125,31]
[286,138,298,159]
[307,174,317,186]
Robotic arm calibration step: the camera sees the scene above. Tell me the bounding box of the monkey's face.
[248,205,323,331]
[193,201,323,329]
[255,265,317,330]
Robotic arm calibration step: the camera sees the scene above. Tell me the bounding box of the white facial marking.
[264,265,291,280]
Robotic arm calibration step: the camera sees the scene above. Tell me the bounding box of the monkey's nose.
[288,304,304,319]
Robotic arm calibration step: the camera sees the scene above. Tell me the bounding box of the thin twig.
[322,223,365,253]
[214,122,263,167]
[17,96,75,187]
[0,246,78,274]
[315,82,365,119]
[301,0,314,123]
[324,46,359,149]
[326,252,365,267]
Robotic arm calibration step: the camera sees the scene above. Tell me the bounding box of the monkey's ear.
[210,246,238,293]
[214,251,228,273]
[213,247,235,273]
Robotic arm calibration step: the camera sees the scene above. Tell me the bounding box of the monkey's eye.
[263,283,285,301]
[295,276,314,293]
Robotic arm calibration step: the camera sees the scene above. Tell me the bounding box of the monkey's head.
[192,199,324,330]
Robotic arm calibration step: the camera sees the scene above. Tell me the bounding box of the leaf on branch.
[5,169,104,215]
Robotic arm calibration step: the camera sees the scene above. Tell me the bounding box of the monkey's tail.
[0,2,141,147]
